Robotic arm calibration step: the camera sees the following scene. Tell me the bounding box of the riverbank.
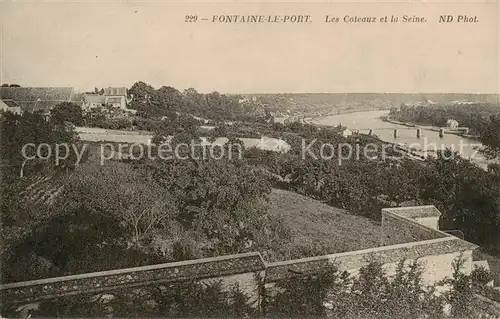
[275,107,392,124]
[308,107,392,123]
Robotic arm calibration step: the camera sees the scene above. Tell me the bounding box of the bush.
[471,265,494,286]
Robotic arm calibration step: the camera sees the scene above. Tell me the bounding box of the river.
[310,110,492,168]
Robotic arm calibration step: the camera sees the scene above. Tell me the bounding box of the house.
[0,99,22,115]
[341,127,353,137]
[103,87,130,110]
[83,87,132,111]
[82,94,106,110]
[254,137,291,153]
[447,119,459,129]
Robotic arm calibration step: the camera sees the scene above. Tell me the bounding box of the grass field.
[269,188,381,259]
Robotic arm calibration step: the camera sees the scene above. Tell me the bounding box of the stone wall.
[265,237,475,285]
[0,252,266,306]
[0,206,479,309]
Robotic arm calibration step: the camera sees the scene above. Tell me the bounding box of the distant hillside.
[243,93,500,116]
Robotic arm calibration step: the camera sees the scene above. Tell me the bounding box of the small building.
[0,99,22,115]
[341,128,353,137]
[103,87,131,110]
[82,94,106,110]
[447,119,459,129]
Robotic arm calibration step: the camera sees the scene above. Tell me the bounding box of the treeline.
[127,82,269,122]
[85,112,205,132]
[3,257,498,318]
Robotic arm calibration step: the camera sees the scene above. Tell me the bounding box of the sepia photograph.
[0,0,499,317]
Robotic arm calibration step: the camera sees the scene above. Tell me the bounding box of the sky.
[1,0,499,94]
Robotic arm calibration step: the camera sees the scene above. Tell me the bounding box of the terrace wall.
[380,208,446,246]
[0,252,266,306]
[265,237,475,288]
[0,206,478,310]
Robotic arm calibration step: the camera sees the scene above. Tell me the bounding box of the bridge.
[351,128,441,138]
[349,127,470,138]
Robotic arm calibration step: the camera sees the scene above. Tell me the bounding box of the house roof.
[0,100,10,111]
[0,87,78,114]
[19,101,60,114]
[84,94,105,104]
[0,87,74,102]
[1,99,21,108]
[72,93,84,102]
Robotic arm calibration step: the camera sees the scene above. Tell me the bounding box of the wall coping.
[1,252,265,290]
[382,205,441,219]
[267,236,454,268]
[381,209,450,240]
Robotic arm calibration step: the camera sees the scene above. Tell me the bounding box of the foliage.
[50,102,84,126]
[127,81,269,122]
[147,158,288,256]
[0,203,155,283]
[441,255,476,318]
[264,259,445,319]
[263,264,351,317]
[0,111,87,228]
[471,265,495,287]
[0,111,83,180]
[480,114,500,159]
[61,161,178,245]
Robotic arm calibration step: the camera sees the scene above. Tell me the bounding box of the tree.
[442,255,476,318]
[62,162,178,245]
[50,102,83,126]
[263,264,351,317]
[0,111,83,180]
[480,114,500,159]
[148,158,286,256]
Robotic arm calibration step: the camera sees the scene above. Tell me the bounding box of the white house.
[82,94,105,110]
[446,119,459,129]
[82,87,133,111]
[341,128,353,137]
